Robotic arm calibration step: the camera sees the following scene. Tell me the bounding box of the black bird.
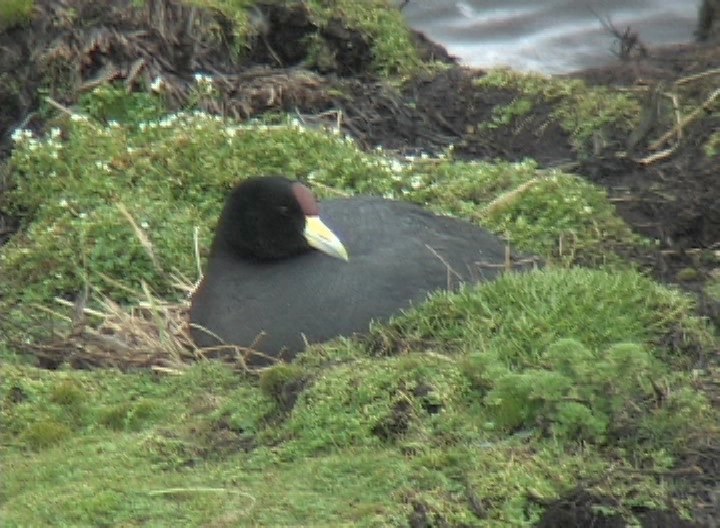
[190,176,525,363]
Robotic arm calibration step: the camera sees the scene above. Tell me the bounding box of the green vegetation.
[0,0,34,30]
[475,69,641,153]
[707,274,720,302]
[2,267,716,526]
[1,85,641,321]
[1,15,717,525]
[183,0,423,75]
[705,131,720,157]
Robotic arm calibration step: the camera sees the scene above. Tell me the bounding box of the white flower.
[193,73,214,94]
[150,76,165,93]
[59,199,68,207]
[50,128,61,139]
[141,221,149,229]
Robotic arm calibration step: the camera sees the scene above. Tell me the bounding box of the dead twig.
[647,87,720,152]
[117,202,161,271]
[675,68,720,86]
[591,9,647,60]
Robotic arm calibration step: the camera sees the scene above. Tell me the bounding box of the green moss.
[676,267,700,282]
[281,354,471,457]
[2,90,642,341]
[376,268,710,367]
[186,0,423,75]
[485,96,535,129]
[259,364,308,410]
[481,339,673,443]
[79,84,167,125]
[1,312,716,526]
[99,399,162,431]
[0,0,34,30]
[1,83,717,526]
[49,379,85,406]
[706,276,720,302]
[475,69,641,153]
[705,132,720,157]
[21,420,72,450]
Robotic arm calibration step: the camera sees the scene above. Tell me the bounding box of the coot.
[190,176,527,362]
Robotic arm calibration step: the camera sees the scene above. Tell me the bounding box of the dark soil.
[0,0,718,526]
[535,489,698,528]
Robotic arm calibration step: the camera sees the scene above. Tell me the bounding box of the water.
[404,0,701,73]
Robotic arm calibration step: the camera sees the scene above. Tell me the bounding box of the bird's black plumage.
[190,176,527,362]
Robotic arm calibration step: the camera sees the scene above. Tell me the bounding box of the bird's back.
[190,197,515,359]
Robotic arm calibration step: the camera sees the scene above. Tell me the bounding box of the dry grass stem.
[117,202,161,271]
[484,178,542,216]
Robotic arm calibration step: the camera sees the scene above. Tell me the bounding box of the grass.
[0,0,34,31]
[3,267,715,526]
[183,0,424,76]
[2,86,641,321]
[475,69,642,154]
[1,38,718,526]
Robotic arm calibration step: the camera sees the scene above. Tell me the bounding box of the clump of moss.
[49,379,85,406]
[475,69,641,153]
[281,355,470,457]
[676,267,700,282]
[474,339,678,444]
[99,399,162,432]
[191,0,424,75]
[48,379,88,425]
[259,364,309,411]
[375,267,711,368]
[0,0,34,30]
[306,0,423,75]
[376,159,642,264]
[704,131,720,157]
[22,420,72,450]
[78,84,167,125]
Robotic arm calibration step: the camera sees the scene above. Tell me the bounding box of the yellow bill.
[304,215,349,261]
